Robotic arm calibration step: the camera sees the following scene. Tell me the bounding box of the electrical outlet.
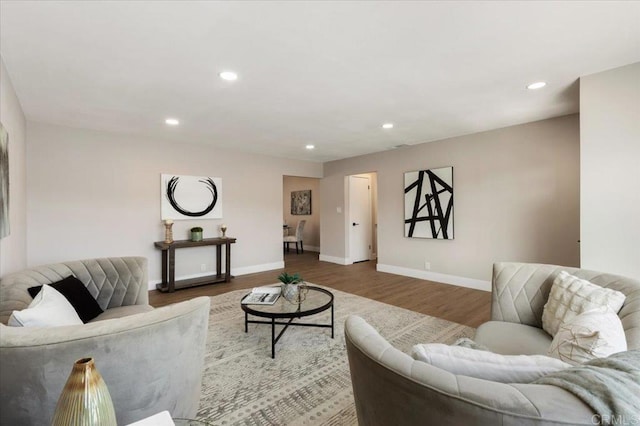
[200,263,207,272]
[424,261,431,271]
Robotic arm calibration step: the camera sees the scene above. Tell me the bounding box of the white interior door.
[349,176,371,263]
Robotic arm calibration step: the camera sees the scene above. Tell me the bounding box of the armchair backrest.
[0,257,148,324]
[491,262,640,349]
[295,220,306,240]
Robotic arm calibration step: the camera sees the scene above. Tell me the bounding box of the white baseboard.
[148,261,285,290]
[376,264,491,292]
[233,261,285,276]
[319,254,351,265]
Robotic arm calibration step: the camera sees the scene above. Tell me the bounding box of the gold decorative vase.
[164,220,174,244]
[52,357,117,426]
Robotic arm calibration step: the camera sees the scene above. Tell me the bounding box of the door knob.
[352,222,359,226]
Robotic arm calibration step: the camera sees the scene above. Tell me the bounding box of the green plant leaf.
[277,271,303,284]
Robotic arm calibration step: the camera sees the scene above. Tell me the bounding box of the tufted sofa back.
[0,257,148,324]
[491,262,640,350]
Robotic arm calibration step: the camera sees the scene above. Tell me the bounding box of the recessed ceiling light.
[165,118,179,126]
[306,144,315,150]
[527,81,546,90]
[382,123,394,129]
[219,71,238,81]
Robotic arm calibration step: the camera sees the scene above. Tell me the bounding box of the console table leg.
[216,244,222,278]
[225,241,232,282]
[168,248,176,293]
[161,250,168,287]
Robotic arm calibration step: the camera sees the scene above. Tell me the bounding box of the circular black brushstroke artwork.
[166,176,218,217]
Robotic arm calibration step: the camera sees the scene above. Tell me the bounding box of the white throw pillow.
[547,310,627,365]
[541,271,626,337]
[8,284,83,327]
[411,344,571,383]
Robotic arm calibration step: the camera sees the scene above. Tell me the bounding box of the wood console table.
[154,237,236,293]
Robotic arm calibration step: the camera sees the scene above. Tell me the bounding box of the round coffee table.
[241,285,334,358]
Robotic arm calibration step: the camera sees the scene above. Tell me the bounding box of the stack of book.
[241,286,281,305]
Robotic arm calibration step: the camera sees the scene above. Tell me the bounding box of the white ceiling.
[1,1,639,163]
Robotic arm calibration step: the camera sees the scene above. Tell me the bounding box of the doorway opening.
[283,176,321,254]
[346,172,378,264]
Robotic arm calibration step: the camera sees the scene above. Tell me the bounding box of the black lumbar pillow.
[28,275,103,323]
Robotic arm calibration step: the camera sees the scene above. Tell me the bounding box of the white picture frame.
[404,166,454,239]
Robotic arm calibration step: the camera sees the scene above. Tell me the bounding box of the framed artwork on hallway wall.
[0,123,9,239]
[291,190,311,215]
[161,174,223,220]
[404,166,454,239]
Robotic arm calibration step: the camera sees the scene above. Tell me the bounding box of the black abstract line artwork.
[161,174,223,220]
[166,176,218,217]
[404,167,453,239]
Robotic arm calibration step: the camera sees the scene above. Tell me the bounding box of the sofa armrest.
[0,296,210,426]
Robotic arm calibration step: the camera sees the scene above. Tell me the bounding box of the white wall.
[283,176,320,251]
[580,62,640,278]
[26,122,322,288]
[0,57,27,277]
[321,115,580,289]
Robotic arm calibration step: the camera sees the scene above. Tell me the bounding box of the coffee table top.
[241,285,333,319]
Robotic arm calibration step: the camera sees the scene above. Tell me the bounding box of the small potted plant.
[277,272,307,303]
[190,226,203,242]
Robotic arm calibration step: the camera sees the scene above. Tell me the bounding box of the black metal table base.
[244,305,335,358]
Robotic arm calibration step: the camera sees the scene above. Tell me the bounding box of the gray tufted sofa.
[0,256,211,425]
[345,262,640,425]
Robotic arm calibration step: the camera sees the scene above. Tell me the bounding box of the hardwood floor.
[149,251,491,328]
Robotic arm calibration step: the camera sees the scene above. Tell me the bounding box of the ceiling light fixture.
[219,71,238,81]
[382,123,394,129]
[306,144,315,150]
[527,81,546,90]
[165,118,180,126]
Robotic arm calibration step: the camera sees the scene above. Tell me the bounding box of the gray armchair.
[475,262,640,354]
[345,263,640,425]
[0,257,211,425]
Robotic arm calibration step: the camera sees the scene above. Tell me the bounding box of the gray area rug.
[197,286,475,425]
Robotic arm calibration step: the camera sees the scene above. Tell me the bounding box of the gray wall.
[0,57,27,277]
[580,62,640,278]
[321,115,580,288]
[26,122,322,288]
